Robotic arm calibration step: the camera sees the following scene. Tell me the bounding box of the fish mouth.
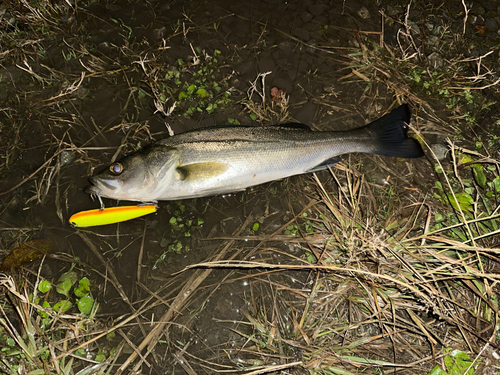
[84,176,102,195]
[86,176,122,194]
[84,179,106,209]
[84,183,101,196]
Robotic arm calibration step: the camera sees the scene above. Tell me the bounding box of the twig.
[461,0,469,36]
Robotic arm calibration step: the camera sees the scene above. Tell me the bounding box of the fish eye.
[110,162,124,175]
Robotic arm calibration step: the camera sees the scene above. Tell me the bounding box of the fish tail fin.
[367,104,424,158]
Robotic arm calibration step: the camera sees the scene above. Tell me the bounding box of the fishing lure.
[69,205,158,228]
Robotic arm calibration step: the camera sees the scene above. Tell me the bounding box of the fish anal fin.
[306,157,340,173]
[176,162,228,181]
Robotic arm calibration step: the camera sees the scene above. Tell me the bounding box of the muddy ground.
[1,0,500,374]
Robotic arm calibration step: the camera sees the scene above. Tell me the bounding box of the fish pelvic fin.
[367,104,424,159]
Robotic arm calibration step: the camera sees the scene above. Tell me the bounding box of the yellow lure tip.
[69,205,158,228]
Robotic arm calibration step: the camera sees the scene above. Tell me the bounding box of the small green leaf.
[168,240,183,255]
[443,349,473,375]
[137,89,147,100]
[178,91,188,101]
[74,277,90,298]
[447,192,473,212]
[427,365,447,375]
[29,293,39,304]
[196,88,207,98]
[472,164,486,189]
[304,251,316,264]
[252,222,260,231]
[435,213,444,222]
[487,164,496,171]
[56,271,78,297]
[434,163,444,174]
[75,348,87,357]
[493,176,500,192]
[250,113,258,121]
[40,300,52,319]
[77,296,95,315]
[38,279,51,293]
[458,153,473,166]
[53,300,72,313]
[464,183,474,193]
[187,84,196,94]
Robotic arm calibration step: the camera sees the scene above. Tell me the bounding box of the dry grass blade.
[242,361,304,375]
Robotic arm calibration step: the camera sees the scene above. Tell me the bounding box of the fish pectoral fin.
[176,162,228,182]
[306,157,340,173]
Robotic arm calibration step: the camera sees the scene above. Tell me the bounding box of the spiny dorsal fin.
[276,123,312,130]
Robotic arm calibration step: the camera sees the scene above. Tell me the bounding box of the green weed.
[431,149,500,243]
[427,349,476,375]
[0,271,114,374]
[154,202,205,268]
[158,49,234,117]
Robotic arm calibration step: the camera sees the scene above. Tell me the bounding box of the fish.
[85,104,424,203]
[69,205,158,227]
